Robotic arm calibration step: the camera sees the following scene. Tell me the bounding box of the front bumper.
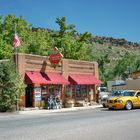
[107,103,125,109]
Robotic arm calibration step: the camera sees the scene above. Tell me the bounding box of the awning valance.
[68,74,102,85]
[25,71,69,85]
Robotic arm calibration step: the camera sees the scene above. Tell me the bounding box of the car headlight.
[117,100,123,103]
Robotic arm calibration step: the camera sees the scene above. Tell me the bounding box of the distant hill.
[91,35,140,61]
[91,36,140,48]
[32,27,140,48]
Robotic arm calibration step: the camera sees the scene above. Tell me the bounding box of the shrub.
[0,59,25,112]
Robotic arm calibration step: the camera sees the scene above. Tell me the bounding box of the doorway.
[25,85,33,107]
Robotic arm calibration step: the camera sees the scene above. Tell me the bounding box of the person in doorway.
[47,95,54,109]
[55,95,61,109]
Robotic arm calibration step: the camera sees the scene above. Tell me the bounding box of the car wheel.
[102,104,106,108]
[108,108,113,110]
[125,101,133,110]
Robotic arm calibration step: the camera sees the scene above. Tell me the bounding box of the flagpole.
[14,23,19,112]
[14,23,18,73]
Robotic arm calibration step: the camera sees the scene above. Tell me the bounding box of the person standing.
[47,95,54,109]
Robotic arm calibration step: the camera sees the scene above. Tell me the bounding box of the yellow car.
[106,90,140,110]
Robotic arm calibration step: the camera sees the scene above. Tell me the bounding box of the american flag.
[13,33,21,48]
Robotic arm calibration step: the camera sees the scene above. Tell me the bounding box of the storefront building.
[16,53,101,108]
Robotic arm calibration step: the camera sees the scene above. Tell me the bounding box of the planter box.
[65,98,75,108]
[75,100,85,107]
[65,103,75,108]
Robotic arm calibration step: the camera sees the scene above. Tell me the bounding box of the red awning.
[25,71,69,85]
[68,74,102,85]
[46,72,69,85]
[25,71,50,84]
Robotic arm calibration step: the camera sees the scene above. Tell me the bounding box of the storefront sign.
[34,87,41,101]
[35,95,41,101]
[49,53,62,64]
[49,47,63,67]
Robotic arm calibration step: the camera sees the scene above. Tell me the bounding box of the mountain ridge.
[32,27,140,48]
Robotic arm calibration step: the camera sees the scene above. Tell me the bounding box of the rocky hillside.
[91,36,140,48]
[32,27,140,49]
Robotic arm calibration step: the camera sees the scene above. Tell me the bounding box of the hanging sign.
[49,47,63,67]
[49,53,62,64]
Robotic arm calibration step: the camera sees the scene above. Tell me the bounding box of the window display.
[76,85,81,97]
[75,85,87,97]
[34,87,41,101]
[66,85,72,97]
[41,86,48,100]
[49,85,54,96]
[55,85,61,96]
[81,85,87,97]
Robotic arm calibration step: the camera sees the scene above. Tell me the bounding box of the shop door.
[25,85,33,107]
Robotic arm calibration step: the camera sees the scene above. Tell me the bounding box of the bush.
[0,59,25,112]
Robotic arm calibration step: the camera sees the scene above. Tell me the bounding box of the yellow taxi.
[106,90,140,110]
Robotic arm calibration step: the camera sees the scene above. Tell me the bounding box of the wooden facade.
[16,53,100,108]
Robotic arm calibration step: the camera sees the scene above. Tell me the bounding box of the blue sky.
[0,0,140,43]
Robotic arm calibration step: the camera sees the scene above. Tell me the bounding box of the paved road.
[0,108,140,140]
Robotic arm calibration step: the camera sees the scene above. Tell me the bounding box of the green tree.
[133,56,140,72]
[0,60,25,112]
[113,52,135,79]
[26,29,53,56]
[0,15,32,59]
[53,17,92,60]
[55,17,76,37]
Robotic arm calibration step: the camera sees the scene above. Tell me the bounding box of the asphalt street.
[0,107,140,140]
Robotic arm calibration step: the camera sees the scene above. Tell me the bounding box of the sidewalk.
[0,104,102,116]
[19,104,102,115]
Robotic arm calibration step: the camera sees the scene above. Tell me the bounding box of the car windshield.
[110,90,135,97]
[100,87,107,92]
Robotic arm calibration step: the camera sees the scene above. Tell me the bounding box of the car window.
[136,92,140,96]
[110,90,135,96]
[111,91,122,96]
[100,87,107,92]
[122,91,135,96]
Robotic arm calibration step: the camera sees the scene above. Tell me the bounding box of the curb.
[19,105,102,115]
[0,105,102,116]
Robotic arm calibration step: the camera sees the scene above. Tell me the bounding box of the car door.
[133,92,140,107]
[136,92,140,107]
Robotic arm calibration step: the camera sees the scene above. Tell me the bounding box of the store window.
[48,85,61,97]
[81,85,87,97]
[66,85,72,97]
[41,86,48,100]
[76,85,87,97]
[66,85,75,97]
[55,85,61,96]
[49,85,54,96]
[76,85,81,97]
[34,86,41,102]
